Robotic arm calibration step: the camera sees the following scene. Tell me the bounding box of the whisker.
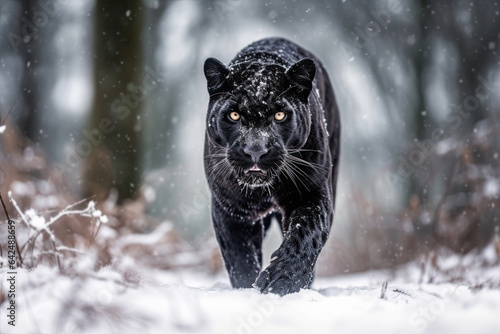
[287,148,325,155]
[286,160,311,191]
[287,164,316,188]
[286,154,329,173]
[204,153,228,159]
[280,158,308,193]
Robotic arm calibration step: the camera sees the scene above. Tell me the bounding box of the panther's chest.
[211,177,278,220]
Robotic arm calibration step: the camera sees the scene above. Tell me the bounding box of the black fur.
[203,37,340,295]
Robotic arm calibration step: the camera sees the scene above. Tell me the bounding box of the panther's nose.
[243,147,268,164]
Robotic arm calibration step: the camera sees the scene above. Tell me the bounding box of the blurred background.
[0,0,499,277]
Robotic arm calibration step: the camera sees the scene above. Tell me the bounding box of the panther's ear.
[286,58,316,100]
[204,57,229,94]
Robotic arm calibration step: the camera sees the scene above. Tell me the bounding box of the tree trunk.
[17,0,40,142]
[83,0,144,203]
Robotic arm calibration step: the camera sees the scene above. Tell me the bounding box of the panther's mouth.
[238,165,274,189]
[244,165,264,173]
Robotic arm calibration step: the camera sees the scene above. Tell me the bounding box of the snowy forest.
[0,0,499,333]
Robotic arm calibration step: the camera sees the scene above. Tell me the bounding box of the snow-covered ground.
[1,259,499,334]
[1,195,498,333]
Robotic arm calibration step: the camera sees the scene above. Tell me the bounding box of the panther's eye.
[228,112,240,121]
[274,111,286,121]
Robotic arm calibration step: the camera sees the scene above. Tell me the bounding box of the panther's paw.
[253,253,312,296]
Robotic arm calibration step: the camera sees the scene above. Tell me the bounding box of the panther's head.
[203,57,316,191]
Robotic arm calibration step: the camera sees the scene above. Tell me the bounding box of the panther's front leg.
[254,199,332,295]
[211,200,265,289]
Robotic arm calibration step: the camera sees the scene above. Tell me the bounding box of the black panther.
[203,37,340,295]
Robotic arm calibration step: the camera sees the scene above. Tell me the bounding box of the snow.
[10,181,36,197]
[484,178,500,198]
[116,222,173,247]
[1,262,499,334]
[24,208,47,231]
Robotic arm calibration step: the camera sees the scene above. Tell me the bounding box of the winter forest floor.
[1,253,500,334]
[0,189,499,334]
